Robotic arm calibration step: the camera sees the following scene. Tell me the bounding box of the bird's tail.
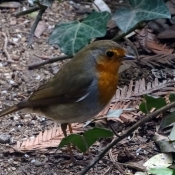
[0,105,20,117]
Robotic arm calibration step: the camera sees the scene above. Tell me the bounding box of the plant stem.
[79,101,175,175]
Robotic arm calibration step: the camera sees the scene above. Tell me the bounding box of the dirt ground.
[0,1,161,174]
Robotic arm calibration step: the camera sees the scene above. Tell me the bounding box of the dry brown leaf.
[34,21,47,38]
[128,54,175,69]
[14,123,83,152]
[136,28,174,54]
[147,42,173,54]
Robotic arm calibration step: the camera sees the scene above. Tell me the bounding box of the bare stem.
[79,101,175,175]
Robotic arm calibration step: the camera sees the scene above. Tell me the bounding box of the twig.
[112,22,147,42]
[102,167,111,175]
[108,145,125,174]
[34,53,51,60]
[79,101,175,175]
[1,32,13,62]
[124,37,139,61]
[105,119,121,137]
[28,7,47,46]
[15,6,40,18]
[28,55,71,70]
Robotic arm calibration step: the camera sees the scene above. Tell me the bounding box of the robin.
[0,40,132,155]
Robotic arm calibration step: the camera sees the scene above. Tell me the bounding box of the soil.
[0,0,161,174]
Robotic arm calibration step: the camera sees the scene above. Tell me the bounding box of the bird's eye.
[106,51,114,58]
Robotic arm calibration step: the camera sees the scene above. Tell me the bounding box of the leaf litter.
[0,0,175,174]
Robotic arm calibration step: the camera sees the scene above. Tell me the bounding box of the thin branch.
[28,55,71,70]
[124,37,139,62]
[1,32,13,62]
[34,53,51,60]
[15,6,40,18]
[112,22,147,42]
[79,101,175,175]
[105,119,121,137]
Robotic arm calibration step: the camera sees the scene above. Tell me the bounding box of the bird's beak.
[123,54,135,60]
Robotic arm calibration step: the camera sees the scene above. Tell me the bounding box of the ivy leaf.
[83,128,113,148]
[58,134,87,152]
[49,11,111,56]
[159,112,175,132]
[58,128,113,152]
[139,95,166,113]
[112,0,171,33]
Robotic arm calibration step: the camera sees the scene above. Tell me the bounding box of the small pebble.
[0,133,11,143]
[11,167,16,171]
[8,158,13,163]
[24,114,31,118]
[10,138,15,144]
[12,38,19,42]
[41,117,45,121]
[1,90,7,94]
[35,75,41,80]
[34,160,44,166]
[18,125,21,128]
[136,148,141,153]
[13,161,19,165]
[31,159,36,163]
[30,136,35,139]
[13,116,19,121]
[31,120,35,124]
[69,1,74,4]
[10,128,15,132]
[24,154,29,158]
[40,155,46,158]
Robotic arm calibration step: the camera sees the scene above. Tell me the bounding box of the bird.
[0,40,133,161]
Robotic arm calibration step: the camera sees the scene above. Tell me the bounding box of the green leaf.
[58,134,87,152]
[112,0,171,33]
[83,128,113,148]
[139,95,166,113]
[159,112,175,131]
[49,11,111,56]
[169,94,175,102]
[58,128,113,152]
[149,167,173,175]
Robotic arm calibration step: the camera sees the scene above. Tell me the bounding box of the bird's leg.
[68,123,73,134]
[61,123,68,137]
[61,123,76,164]
[68,124,77,151]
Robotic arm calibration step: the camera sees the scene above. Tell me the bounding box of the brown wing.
[20,61,93,108]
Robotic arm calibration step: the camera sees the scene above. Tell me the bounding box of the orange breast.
[96,59,120,105]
